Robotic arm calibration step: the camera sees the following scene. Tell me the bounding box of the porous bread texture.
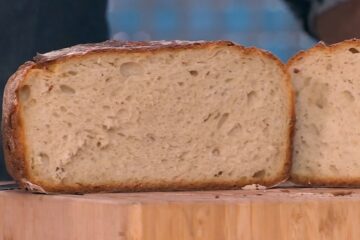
[289,40,360,186]
[4,41,293,193]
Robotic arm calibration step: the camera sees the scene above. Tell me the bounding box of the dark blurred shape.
[283,0,313,37]
[314,0,360,44]
[284,0,360,44]
[0,0,109,180]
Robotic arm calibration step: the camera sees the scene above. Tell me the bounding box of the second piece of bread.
[288,39,360,186]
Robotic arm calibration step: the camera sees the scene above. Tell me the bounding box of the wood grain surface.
[0,186,359,240]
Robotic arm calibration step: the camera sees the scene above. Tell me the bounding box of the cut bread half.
[288,39,360,186]
[2,40,294,193]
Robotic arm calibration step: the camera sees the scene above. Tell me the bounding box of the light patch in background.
[107,0,316,61]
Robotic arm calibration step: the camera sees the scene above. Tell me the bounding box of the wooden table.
[0,183,359,240]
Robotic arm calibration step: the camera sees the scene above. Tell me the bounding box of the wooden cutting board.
[0,184,359,240]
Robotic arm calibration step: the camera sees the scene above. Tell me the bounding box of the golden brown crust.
[287,39,360,68]
[33,40,233,66]
[287,39,360,186]
[31,179,280,194]
[290,174,360,187]
[3,40,293,193]
[2,62,35,189]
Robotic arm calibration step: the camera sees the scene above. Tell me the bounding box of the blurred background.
[107,0,315,61]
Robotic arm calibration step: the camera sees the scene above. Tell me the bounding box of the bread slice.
[288,39,360,186]
[2,40,294,193]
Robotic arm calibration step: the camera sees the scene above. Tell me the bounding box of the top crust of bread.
[2,40,294,193]
[287,39,360,67]
[287,39,360,186]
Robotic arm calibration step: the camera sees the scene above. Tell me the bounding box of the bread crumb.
[22,179,48,194]
[241,184,267,190]
[331,191,353,197]
[280,189,290,193]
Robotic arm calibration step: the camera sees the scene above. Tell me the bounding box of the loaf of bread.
[2,40,294,193]
[288,39,360,186]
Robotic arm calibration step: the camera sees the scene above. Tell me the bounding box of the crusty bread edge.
[287,39,360,186]
[3,40,294,193]
[2,61,35,190]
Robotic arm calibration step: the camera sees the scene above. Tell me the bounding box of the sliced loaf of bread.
[288,39,360,186]
[3,41,294,193]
